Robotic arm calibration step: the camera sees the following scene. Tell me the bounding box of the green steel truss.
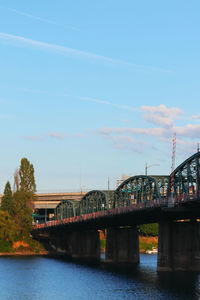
[79,190,107,214]
[53,152,200,221]
[113,175,169,208]
[55,200,75,219]
[170,151,200,198]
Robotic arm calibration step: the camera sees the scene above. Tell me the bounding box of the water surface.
[0,255,199,300]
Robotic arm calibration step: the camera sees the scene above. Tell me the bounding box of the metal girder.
[51,152,200,222]
[170,152,200,199]
[113,175,169,208]
[79,190,107,215]
[55,200,75,219]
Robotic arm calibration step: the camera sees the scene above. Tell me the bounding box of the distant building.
[116,174,133,188]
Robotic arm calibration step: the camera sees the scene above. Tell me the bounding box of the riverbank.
[139,236,158,253]
[0,250,49,256]
[0,235,158,256]
[0,239,48,256]
[100,235,158,253]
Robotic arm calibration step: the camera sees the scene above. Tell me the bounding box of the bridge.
[32,151,200,271]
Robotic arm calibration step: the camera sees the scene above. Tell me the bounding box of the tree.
[19,157,37,210]
[13,191,33,236]
[139,223,158,236]
[1,181,13,215]
[0,210,17,242]
[19,158,36,194]
[13,158,37,236]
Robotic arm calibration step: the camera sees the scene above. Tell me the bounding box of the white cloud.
[192,114,200,120]
[98,126,168,138]
[21,131,88,141]
[75,133,86,138]
[48,132,66,139]
[173,124,200,138]
[99,122,200,140]
[141,104,184,127]
[97,120,200,154]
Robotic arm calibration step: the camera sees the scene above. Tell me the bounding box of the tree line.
[0,158,36,252]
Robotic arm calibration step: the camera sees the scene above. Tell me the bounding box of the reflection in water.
[0,255,200,300]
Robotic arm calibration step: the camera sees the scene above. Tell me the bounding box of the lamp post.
[145,163,160,176]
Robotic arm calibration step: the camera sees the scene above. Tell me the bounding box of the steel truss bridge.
[34,151,200,230]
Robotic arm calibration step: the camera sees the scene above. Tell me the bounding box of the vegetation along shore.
[0,158,43,254]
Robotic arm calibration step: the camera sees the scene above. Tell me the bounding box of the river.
[0,254,200,300]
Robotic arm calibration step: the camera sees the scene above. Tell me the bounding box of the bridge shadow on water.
[45,253,200,300]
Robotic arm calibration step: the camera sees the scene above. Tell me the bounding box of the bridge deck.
[33,195,200,231]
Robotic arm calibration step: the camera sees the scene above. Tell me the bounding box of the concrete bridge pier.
[158,220,200,271]
[70,230,100,261]
[33,229,100,261]
[105,227,139,265]
[48,230,73,255]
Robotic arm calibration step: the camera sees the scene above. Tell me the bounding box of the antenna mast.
[171,133,176,174]
[170,133,176,199]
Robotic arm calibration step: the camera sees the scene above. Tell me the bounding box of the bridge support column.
[71,230,100,261]
[105,227,139,265]
[35,229,100,261]
[49,230,72,255]
[158,221,200,271]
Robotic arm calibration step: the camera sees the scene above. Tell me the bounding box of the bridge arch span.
[171,151,200,199]
[79,190,107,215]
[114,175,162,208]
[55,200,75,219]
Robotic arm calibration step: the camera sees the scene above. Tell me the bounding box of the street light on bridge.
[145,163,160,176]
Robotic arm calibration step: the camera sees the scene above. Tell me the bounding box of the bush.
[100,239,106,249]
[139,223,158,236]
[139,237,158,252]
[0,240,13,252]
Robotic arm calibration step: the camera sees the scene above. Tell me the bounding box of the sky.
[1,1,200,193]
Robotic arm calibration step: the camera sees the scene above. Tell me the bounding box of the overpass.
[21,152,200,270]
[34,192,85,222]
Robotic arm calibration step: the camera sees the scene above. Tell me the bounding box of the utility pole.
[80,168,82,194]
[145,163,160,176]
[145,163,147,176]
[108,177,110,190]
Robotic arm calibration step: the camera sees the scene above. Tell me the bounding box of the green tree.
[13,191,33,236]
[0,210,17,242]
[13,158,37,236]
[19,158,36,194]
[139,223,158,236]
[1,181,13,215]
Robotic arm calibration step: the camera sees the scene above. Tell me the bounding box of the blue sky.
[0,1,200,192]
